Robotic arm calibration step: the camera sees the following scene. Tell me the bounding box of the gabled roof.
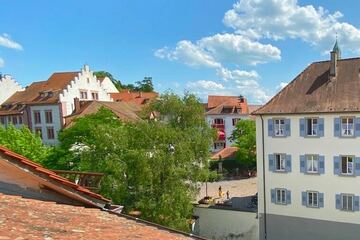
[64,101,142,127]
[206,95,248,114]
[0,146,110,206]
[110,90,158,105]
[0,193,197,239]
[211,147,239,160]
[254,58,360,115]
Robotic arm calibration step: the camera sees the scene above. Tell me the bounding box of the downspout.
[260,115,267,239]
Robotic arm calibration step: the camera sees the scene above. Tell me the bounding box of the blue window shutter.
[286,154,292,172]
[286,190,291,204]
[319,155,325,174]
[355,157,360,176]
[334,156,340,175]
[302,192,307,206]
[271,189,275,203]
[269,154,275,172]
[319,193,324,208]
[300,155,306,173]
[355,196,360,211]
[336,194,341,209]
[300,118,305,137]
[334,118,340,137]
[285,119,291,137]
[355,118,360,137]
[268,119,273,137]
[318,118,324,137]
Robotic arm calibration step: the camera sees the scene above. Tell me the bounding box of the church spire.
[332,37,341,60]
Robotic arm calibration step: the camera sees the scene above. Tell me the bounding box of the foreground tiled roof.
[211,147,239,160]
[111,90,158,105]
[0,146,110,204]
[0,193,195,240]
[254,58,360,115]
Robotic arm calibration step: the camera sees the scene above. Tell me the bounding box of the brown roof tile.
[211,147,239,160]
[111,90,158,105]
[206,96,248,114]
[254,58,360,115]
[0,193,195,239]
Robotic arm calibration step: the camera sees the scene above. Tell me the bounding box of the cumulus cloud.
[217,67,259,81]
[154,41,221,68]
[224,0,360,53]
[0,33,23,50]
[0,58,4,67]
[186,80,225,90]
[276,81,289,90]
[235,79,271,103]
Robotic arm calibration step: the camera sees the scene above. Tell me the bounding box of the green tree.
[47,93,214,231]
[229,119,256,170]
[134,77,154,92]
[0,125,51,164]
[94,71,123,91]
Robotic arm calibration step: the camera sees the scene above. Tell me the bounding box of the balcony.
[211,123,225,130]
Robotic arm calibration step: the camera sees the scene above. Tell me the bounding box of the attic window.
[222,107,233,114]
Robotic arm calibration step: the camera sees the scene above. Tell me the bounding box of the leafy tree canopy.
[0,125,51,164]
[46,93,214,231]
[229,119,256,170]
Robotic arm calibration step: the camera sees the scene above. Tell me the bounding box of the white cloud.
[186,80,225,90]
[198,33,280,65]
[154,40,221,68]
[217,67,259,81]
[235,79,271,103]
[0,58,4,67]
[0,33,23,50]
[223,0,360,53]
[276,81,289,90]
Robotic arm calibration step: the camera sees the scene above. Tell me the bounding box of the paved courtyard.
[197,177,257,201]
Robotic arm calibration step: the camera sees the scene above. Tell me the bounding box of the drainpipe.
[260,115,267,239]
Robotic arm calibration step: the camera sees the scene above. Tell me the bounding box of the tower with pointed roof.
[332,39,341,60]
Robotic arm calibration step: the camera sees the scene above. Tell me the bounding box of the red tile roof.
[111,90,158,105]
[0,146,110,204]
[206,96,248,114]
[0,193,195,239]
[211,147,239,160]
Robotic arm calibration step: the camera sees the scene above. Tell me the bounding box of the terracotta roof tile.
[254,58,360,115]
[0,193,195,239]
[110,90,158,105]
[0,145,110,203]
[207,96,248,114]
[211,147,239,160]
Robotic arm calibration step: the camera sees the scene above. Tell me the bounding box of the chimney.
[74,98,81,112]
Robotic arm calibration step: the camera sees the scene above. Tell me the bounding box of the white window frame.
[306,118,318,136]
[307,191,319,208]
[341,117,354,137]
[275,154,286,171]
[274,119,285,136]
[306,155,319,173]
[214,118,224,125]
[341,194,354,211]
[341,155,354,175]
[275,188,286,205]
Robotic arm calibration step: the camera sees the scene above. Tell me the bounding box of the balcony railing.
[211,123,225,129]
[52,170,104,192]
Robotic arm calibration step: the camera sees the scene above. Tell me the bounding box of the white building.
[0,65,117,145]
[254,42,360,239]
[205,95,250,152]
[0,74,23,105]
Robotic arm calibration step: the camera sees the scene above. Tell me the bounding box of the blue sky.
[1,0,360,103]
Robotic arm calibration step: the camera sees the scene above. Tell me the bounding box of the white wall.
[0,75,23,104]
[100,77,119,93]
[257,113,360,225]
[193,206,258,240]
[207,114,249,151]
[59,65,112,116]
[29,105,62,145]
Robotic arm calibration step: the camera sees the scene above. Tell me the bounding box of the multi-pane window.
[34,111,41,124]
[276,189,286,204]
[274,119,285,136]
[45,110,53,124]
[307,118,318,136]
[12,116,18,125]
[35,127,42,139]
[341,156,354,175]
[232,118,240,126]
[80,90,88,99]
[341,117,354,136]
[275,154,286,171]
[214,118,224,125]
[0,117,5,125]
[307,191,319,207]
[306,155,319,173]
[214,142,225,150]
[91,92,99,100]
[47,127,55,140]
[342,194,354,211]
